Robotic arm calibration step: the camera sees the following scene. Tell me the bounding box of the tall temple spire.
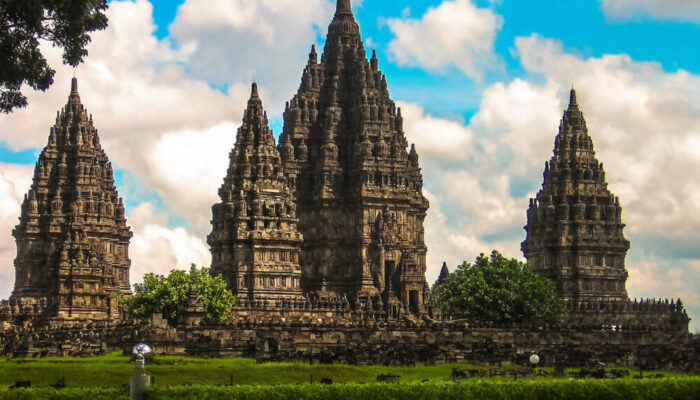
[209,82,303,302]
[522,89,629,303]
[278,0,429,314]
[9,78,132,322]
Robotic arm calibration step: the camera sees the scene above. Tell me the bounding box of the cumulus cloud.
[0,164,33,299]
[128,202,211,283]
[600,0,700,23]
[386,0,503,80]
[144,122,239,234]
[422,188,522,284]
[0,0,246,155]
[170,0,336,109]
[397,102,472,160]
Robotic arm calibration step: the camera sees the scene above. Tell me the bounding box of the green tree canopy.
[0,0,108,112]
[119,265,236,325]
[432,250,564,325]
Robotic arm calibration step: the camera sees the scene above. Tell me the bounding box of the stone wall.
[2,306,697,371]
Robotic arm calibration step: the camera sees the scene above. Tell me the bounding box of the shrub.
[146,379,700,400]
[0,388,127,400]
[432,251,564,324]
[118,264,235,324]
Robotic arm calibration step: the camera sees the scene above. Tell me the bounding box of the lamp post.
[130,343,152,400]
[529,353,540,377]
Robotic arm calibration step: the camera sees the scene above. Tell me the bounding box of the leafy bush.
[146,379,700,400]
[432,251,564,324]
[0,388,127,400]
[119,264,235,324]
[1,378,698,400]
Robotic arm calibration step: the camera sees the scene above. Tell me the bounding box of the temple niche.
[277,0,430,314]
[9,78,132,321]
[522,89,630,303]
[209,83,304,302]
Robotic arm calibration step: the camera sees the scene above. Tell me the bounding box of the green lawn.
[0,352,696,389]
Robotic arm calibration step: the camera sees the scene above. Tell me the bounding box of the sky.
[0,0,698,329]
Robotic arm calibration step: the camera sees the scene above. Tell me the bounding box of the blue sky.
[0,0,698,328]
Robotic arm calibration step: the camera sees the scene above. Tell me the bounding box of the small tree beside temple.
[432,251,564,324]
[119,265,235,325]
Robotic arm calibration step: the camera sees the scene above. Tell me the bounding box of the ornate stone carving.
[522,89,630,303]
[278,0,430,314]
[209,83,304,302]
[9,78,132,321]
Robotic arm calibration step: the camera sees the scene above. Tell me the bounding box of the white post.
[130,353,150,400]
[130,373,150,400]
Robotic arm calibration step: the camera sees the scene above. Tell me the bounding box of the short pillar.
[130,373,150,400]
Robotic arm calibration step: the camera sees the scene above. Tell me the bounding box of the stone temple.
[211,0,431,315]
[7,78,132,321]
[209,83,304,302]
[0,0,694,370]
[522,89,629,303]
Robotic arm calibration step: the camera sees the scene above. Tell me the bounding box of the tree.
[119,265,236,325]
[0,0,108,113]
[432,250,564,325]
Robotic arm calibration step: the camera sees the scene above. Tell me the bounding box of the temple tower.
[209,83,304,302]
[279,0,430,313]
[522,89,630,303]
[10,78,132,320]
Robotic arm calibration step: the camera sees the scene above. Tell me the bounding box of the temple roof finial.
[569,86,578,109]
[68,77,81,105]
[329,0,359,36]
[335,0,353,17]
[251,82,259,98]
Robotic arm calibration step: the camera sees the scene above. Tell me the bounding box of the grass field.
[0,352,697,389]
[0,380,699,400]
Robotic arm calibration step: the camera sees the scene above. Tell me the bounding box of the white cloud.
[145,122,238,235]
[600,0,700,23]
[128,202,211,283]
[423,188,522,286]
[170,0,335,109]
[386,0,503,80]
[0,0,246,155]
[0,163,33,299]
[397,101,472,160]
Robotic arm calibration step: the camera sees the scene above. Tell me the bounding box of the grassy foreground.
[0,352,698,400]
[0,380,699,400]
[1,352,697,388]
[1,352,491,387]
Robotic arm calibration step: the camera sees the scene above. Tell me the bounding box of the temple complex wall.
[0,306,696,371]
